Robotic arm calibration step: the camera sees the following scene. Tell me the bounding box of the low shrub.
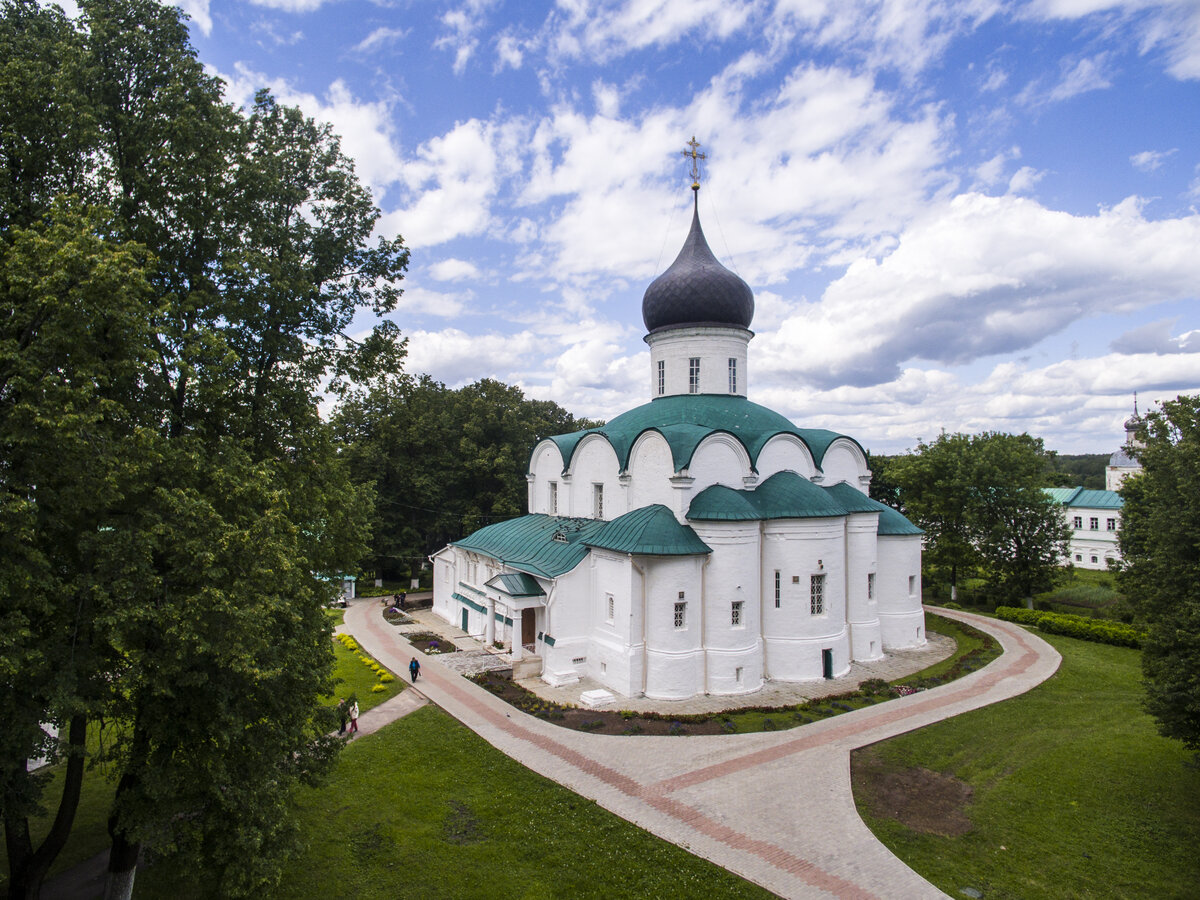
[995,606,1146,648]
[379,673,395,683]
[371,683,386,693]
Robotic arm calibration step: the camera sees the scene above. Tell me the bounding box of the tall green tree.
[0,0,407,896]
[1117,395,1200,758]
[889,433,979,599]
[890,431,1068,602]
[333,377,594,580]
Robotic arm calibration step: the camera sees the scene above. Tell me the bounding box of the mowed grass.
[326,632,403,712]
[136,704,774,900]
[852,632,1200,899]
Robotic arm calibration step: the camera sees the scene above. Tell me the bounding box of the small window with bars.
[606,593,614,623]
[774,570,781,608]
[1107,518,1116,531]
[688,357,700,393]
[728,357,737,393]
[731,600,743,627]
[674,601,687,629]
[549,481,558,515]
[657,359,665,395]
[593,483,604,519]
[867,572,875,601]
[810,574,825,615]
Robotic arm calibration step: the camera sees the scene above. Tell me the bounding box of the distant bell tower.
[642,138,755,400]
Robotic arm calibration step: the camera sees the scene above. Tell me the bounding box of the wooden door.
[522,611,536,647]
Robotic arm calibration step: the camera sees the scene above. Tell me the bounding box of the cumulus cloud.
[393,286,473,318]
[1110,318,1199,354]
[404,327,541,384]
[217,66,405,200]
[755,192,1200,388]
[428,258,483,281]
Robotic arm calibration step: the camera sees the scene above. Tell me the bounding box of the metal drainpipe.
[631,559,647,697]
[701,553,711,693]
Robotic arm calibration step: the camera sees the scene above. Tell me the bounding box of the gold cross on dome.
[681,136,706,188]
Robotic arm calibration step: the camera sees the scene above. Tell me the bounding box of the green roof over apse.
[585,504,712,556]
[452,515,607,579]
[688,472,923,535]
[541,394,863,476]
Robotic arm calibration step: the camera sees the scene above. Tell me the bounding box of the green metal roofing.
[1043,486,1123,510]
[687,472,924,535]
[451,514,608,579]
[485,571,545,597]
[541,394,863,476]
[585,504,712,556]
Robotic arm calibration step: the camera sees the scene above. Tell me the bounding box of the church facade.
[430,181,926,701]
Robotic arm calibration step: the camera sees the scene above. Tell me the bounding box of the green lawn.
[852,631,1200,899]
[326,632,403,713]
[136,705,774,899]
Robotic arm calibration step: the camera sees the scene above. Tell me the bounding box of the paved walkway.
[344,600,1061,899]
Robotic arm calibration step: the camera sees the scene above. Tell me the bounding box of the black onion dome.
[642,190,754,334]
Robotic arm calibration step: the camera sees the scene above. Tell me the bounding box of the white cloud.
[217,66,405,201]
[434,0,497,74]
[1019,52,1113,106]
[495,32,525,70]
[377,118,502,248]
[392,286,472,318]
[755,192,1200,388]
[174,0,212,34]
[246,0,329,12]
[549,0,757,63]
[1130,148,1177,171]
[354,26,408,54]
[1110,318,1199,354]
[1007,165,1045,194]
[974,146,1022,189]
[404,328,541,384]
[428,258,483,281]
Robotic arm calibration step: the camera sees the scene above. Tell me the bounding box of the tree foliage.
[889,431,1069,601]
[333,377,597,581]
[1116,395,1200,756]
[0,0,406,896]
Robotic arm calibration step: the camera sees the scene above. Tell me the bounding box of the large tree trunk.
[103,772,141,900]
[4,714,89,900]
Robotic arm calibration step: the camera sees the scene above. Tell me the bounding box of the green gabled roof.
[876,504,924,536]
[485,571,545,597]
[1043,486,1124,510]
[687,472,924,535]
[539,394,863,476]
[585,504,711,556]
[451,514,607,579]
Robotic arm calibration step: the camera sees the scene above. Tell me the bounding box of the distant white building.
[1045,487,1123,570]
[1045,406,1139,571]
[430,177,926,701]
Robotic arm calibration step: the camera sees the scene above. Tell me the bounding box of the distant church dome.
[642,188,754,334]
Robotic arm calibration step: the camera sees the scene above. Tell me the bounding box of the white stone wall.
[876,534,925,649]
[817,440,870,489]
[1065,504,1121,570]
[685,433,753,495]
[645,326,751,398]
[755,434,818,481]
[844,513,883,661]
[760,519,850,681]
[694,522,764,694]
[642,555,706,700]
[529,441,566,515]
[569,434,624,520]
[626,431,678,513]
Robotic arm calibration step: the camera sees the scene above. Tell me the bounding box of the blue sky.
[165,1,1200,451]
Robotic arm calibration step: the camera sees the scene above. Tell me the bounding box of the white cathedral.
[431,176,926,701]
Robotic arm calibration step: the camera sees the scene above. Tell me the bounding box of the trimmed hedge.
[996,606,1147,648]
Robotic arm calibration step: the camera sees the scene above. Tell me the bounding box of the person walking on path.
[337,698,348,734]
[348,699,359,733]
[409,656,421,683]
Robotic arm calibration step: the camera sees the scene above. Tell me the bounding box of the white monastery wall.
[695,522,765,694]
[529,441,565,515]
[626,431,677,513]
[818,440,869,489]
[755,434,817,481]
[876,534,925,648]
[642,555,706,700]
[539,565,595,686]
[844,513,884,661]
[686,433,752,494]
[760,519,850,681]
[569,434,623,519]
